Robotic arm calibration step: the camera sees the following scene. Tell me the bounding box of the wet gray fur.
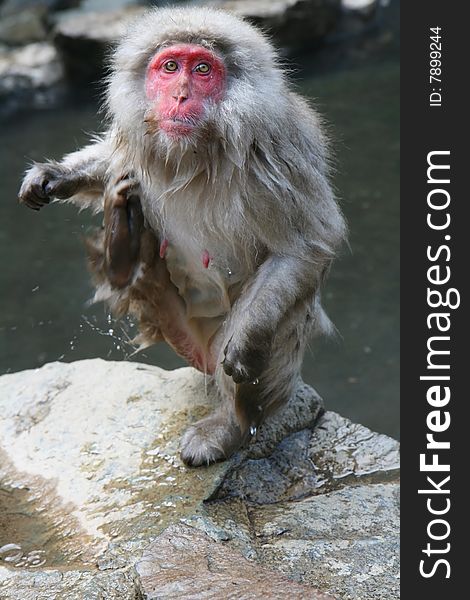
[18,7,347,466]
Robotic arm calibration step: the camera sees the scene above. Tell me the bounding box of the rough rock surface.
[137,523,334,600]
[0,359,399,599]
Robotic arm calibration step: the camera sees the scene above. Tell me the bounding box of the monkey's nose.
[173,91,188,103]
[172,80,190,103]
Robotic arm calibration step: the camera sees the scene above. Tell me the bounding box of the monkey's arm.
[18,137,112,211]
[222,248,330,383]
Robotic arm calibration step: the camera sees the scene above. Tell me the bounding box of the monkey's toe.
[180,416,243,467]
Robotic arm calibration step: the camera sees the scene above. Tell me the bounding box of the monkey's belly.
[165,247,232,319]
[132,251,225,375]
[158,241,240,372]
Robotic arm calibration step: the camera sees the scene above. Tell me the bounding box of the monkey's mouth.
[161,116,198,137]
[170,116,194,123]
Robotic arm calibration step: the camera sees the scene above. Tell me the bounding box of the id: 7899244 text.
[429,26,442,107]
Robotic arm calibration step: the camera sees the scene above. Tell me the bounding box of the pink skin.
[146,44,226,137]
[159,238,169,258]
[202,249,210,269]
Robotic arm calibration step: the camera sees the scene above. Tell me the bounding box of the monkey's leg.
[180,301,312,467]
[222,253,330,385]
[103,176,144,289]
[18,139,111,211]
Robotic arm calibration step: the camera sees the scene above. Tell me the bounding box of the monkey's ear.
[105,188,144,289]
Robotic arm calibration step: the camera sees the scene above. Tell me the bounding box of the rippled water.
[0,58,399,439]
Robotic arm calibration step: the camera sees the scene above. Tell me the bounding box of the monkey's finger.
[231,363,253,384]
[231,370,246,384]
[19,192,46,210]
[25,203,40,211]
[31,180,49,200]
[221,357,233,377]
[18,177,54,209]
[222,358,249,383]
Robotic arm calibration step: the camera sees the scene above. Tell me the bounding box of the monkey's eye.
[194,63,211,75]
[163,60,178,73]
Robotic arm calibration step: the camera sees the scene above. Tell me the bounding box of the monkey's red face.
[145,44,226,137]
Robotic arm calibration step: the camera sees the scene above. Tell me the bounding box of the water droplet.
[31,286,39,292]
[0,543,23,563]
[227,269,232,276]
[252,378,259,385]
[26,550,46,568]
[108,328,114,335]
[250,426,257,436]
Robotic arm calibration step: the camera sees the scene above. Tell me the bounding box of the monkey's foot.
[180,414,244,467]
[104,175,143,289]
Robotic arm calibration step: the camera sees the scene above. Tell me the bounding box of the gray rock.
[214,410,399,503]
[0,7,48,46]
[0,0,80,45]
[209,0,342,52]
[51,1,341,83]
[248,483,400,599]
[0,359,399,599]
[0,1,80,19]
[0,566,145,600]
[342,0,377,12]
[52,5,147,82]
[136,523,334,599]
[0,41,64,116]
[79,0,147,11]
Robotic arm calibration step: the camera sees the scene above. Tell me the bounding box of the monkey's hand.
[222,330,271,384]
[18,163,82,210]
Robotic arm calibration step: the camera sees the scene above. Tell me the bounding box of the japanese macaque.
[18,7,346,466]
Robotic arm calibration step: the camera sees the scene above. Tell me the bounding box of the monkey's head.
[106,7,285,156]
[145,43,226,139]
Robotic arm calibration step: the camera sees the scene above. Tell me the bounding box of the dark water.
[0,59,399,439]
